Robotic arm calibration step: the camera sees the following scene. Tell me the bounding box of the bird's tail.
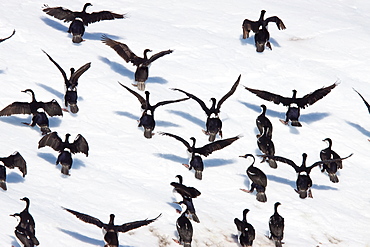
[291,120,302,127]
[195,170,202,180]
[297,190,307,199]
[0,180,7,190]
[191,213,200,223]
[329,173,339,183]
[61,164,70,176]
[256,42,265,52]
[144,128,153,139]
[40,126,51,135]
[256,192,267,203]
[268,159,277,169]
[183,242,192,247]
[72,34,83,43]
[208,133,216,142]
[69,104,79,114]
[274,240,283,247]
[137,81,146,91]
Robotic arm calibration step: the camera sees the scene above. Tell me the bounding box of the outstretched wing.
[152,97,189,111]
[143,50,173,66]
[41,100,63,116]
[116,214,161,233]
[242,19,261,34]
[258,154,300,172]
[83,11,125,25]
[171,88,211,115]
[43,6,76,23]
[42,50,69,86]
[171,182,201,198]
[353,88,370,114]
[297,83,338,108]
[310,153,352,171]
[118,82,146,109]
[38,132,63,151]
[158,132,191,149]
[197,135,241,156]
[63,208,104,228]
[70,62,91,87]
[0,29,15,43]
[216,74,241,111]
[0,102,31,116]
[244,86,292,106]
[265,16,286,30]
[101,35,143,65]
[70,134,89,156]
[0,152,27,177]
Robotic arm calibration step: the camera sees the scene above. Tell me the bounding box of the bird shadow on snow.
[115,111,179,127]
[267,174,337,191]
[37,152,86,169]
[0,69,4,74]
[155,153,235,167]
[40,17,67,33]
[6,172,25,184]
[10,236,20,247]
[166,110,205,128]
[238,34,281,48]
[346,121,370,138]
[36,83,65,101]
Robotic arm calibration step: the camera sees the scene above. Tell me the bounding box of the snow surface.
[1,0,370,246]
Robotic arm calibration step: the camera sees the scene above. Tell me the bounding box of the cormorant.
[159,132,241,179]
[239,154,267,202]
[175,197,200,223]
[171,74,241,142]
[244,83,338,126]
[171,175,201,200]
[174,202,193,247]
[320,138,343,183]
[118,82,189,138]
[242,10,286,39]
[353,88,370,114]
[0,89,62,134]
[38,132,89,175]
[234,208,255,247]
[0,152,27,191]
[254,26,272,52]
[269,202,284,247]
[0,29,15,43]
[257,126,277,168]
[256,104,272,138]
[64,207,160,247]
[42,50,91,113]
[102,36,173,90]
[43,3,125,43]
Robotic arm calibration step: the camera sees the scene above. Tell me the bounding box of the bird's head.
[322,138,332,146]
[20,197,29,202]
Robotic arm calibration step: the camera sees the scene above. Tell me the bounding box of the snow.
[1,0,370,246]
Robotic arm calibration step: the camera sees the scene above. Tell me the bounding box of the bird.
[0,152,27,191]
[254,26,272,52]
[171,175,201,200]
[256,104,272,138]
[0,29,15,43]
[171,74,241,142]
[118,82,189,138]
[353,88,370,114]
[102,36,173,90]
[244,82,338,127]
[159,132,241,179]
[175,197,200,223]
[239,154,267,202]
[269,202,284,247]
[257,126,277,169]
[0,89,63,134]
[38,132,89,175]
[42,50,91,113]
[242,10,286,39]
[63,207,160,247]
[259,153,352,198]
[234,208,255,247]
[320,138,343,183]
[43,3,125,43]
[174,201,193,247]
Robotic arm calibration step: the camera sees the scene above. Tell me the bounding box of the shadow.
[10,236,21,247]
[72,158,86,170]
[36,82,64,100]
[300,112,330,124]
[7,172,24,184]
[41,17,68,33]
[239,101,284,119]
[311,183,338,191]
[239,35,255,46]
[204,158,235,167]
[156,119,180,128]
[59,228,105,246]
[0,70,4,74]
[37,152,57,165]
[115,111,139,120]
[49,116,63,128]
[166,110,204,128]
[346,121,370,138]
[269,37,281,48]
[267,174,296,189]
[0,115,32,127]
[83,32,121,41]
[166,201,180,211]
[154,153,188,164]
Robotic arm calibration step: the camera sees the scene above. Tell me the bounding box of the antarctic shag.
[0,152,27,191]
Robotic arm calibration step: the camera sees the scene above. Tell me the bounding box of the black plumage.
[320,138,343,183]
[257,126,277,169]
[175,202,193,247]
[102,36,173,90]
[172,74,240,142]
[353,88,370,114]
[159,132,241,179]
[0,29,15,43]
[234,208,255,247]
[239,154,267,202]
[118,82,189,138]
[244,83,338,127]
[43,3,125,43]
[242,10,286,39]
[254,26,272,52]
[64,207,160,247]
[171,175,201,199]
[176,197,200,223]
[0,152,27,191]
[256,104,272,138]
[43,50,91,113]
[38,132,88,175]
[269,202,284,247]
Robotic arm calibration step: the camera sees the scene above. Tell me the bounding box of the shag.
[174,201,193,247]
[64,207,160,247]
[118,82,188,138]
[43,3,125,43]
[269,202,284,247]
[257,126,277,168]
[254,26,272,52]
[0,89,62,133]
[159,132,241,180]
[242,10,286,39]
[38,132,89,175]
[0,152,27,191]
[175,197,200,223]
[171,175,201,200]
[353,88,370,114]
[256,104,272,138]
[320,138,343,183]
[234,208,255,247]
[259,153,352,198]
[43,50,91,113]
[172,74,241,142]
[239,154,267,202]
[102,36,173,90]
[0,29,15,43]
[244,83,338,127]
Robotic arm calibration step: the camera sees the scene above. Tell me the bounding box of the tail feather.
[195,170,202,180]
[256,42,265,52]
[291,120,302,127]
[256,192,267,202]
[208,133,216,142]
[40,126,51,135]
[191,213,200,223]
[69,104,79,114]
[268,159,277,169]
[72,35,83,43]
[329,173,339,183]
[137,81,146,91]
[144,128,153,139]
[183,242,192,247]
[61,165,70,176]
[0,180,7,190]
[274,240,282,247]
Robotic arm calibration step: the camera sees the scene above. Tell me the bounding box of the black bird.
[254,26,272,52]
[244,83,338,127]
[159,132,241,179]
[43,3,125,43]
[234,208,255,247]
[171,175,201,200]
[118,82,188,138]
[239,154,267,202]
[269,202,284,247]
[256,104,272,138]
[175,197,200,223]
[42,50,91,113]
[64,207,160,247]
[257,126,277,169]
[0,89,62,134]
[260,153,352,198]
[0,152,27,191]
[172,75,241,142]
[175,201,193,247]
[38,132,89,175]
[0,29,15,43]
[242,10,286,39]
[320,138,343,183]
[102,36,173,90]
[353,88,370,114]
